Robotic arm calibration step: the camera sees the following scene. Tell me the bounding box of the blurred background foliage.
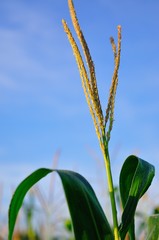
[0,150,159,239]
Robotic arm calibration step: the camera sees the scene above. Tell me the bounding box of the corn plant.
[8,0,156,239]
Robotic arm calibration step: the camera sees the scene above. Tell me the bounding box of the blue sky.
[0,0,159,217]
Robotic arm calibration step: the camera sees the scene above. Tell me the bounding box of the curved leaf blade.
[119,155,155,239]
[8,168,52,240]
[9,168,113,240]
[58,170,113,240]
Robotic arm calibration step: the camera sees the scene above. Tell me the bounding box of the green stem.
[103,136,119,240]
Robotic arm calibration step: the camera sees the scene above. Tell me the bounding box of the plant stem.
[102,135,119,240]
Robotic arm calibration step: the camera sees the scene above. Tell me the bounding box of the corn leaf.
[119,155,155,240]
[8,168,113,240]
[147,214,159,240]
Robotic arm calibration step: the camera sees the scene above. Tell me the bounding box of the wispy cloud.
[0,73,18,90]
[0,1,83,118]
[0,1,159,229]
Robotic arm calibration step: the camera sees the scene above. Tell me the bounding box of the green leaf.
[8,168,113,240]
[119,155,155,240]
[147,214,159,240]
